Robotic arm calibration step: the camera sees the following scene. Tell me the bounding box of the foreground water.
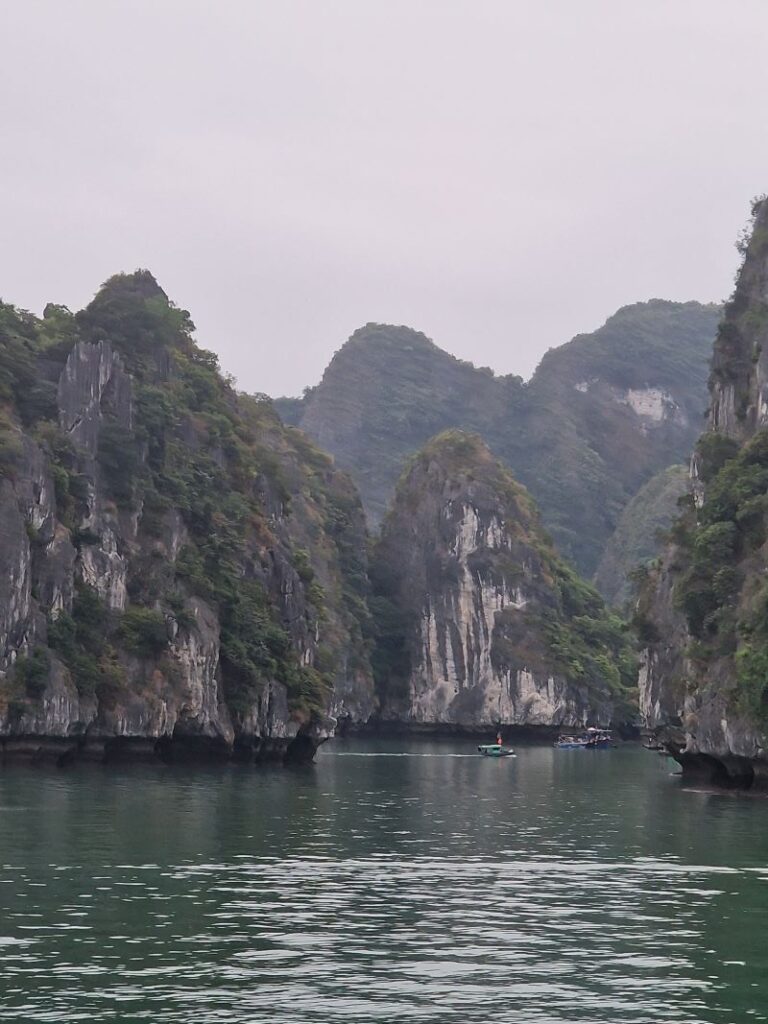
[0,739,767,1023]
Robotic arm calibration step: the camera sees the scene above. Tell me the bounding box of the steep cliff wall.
[277,303,720,575]
[638,198,768,787]
[0,274,375,763]
[370,431,636,733]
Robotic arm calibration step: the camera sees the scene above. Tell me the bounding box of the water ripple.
[0,744,767,1022]
[0,854,757,1023]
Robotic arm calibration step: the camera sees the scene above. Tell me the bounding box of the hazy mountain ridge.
[277,323,521,528]
[278,301,721,577]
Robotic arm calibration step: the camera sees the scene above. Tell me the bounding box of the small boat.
[555,728,613,750]
[554,738,589,749]
[478,732,515,757]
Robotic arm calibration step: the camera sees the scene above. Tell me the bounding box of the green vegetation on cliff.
[594,464,690,607]
[667,430,768,721]
[277,323,520,529]
[278,303,720,576]
[637,197,768,751]
[0,272,375,734]
[371,430,637,726]
[522,300,717,575]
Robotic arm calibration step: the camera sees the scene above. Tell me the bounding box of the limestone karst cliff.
[637,197,768,786]
[0,273,375,762]
[277,302,720,576]
[370,431,637,731]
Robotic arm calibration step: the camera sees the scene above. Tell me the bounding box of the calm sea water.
[0,738,767,1023]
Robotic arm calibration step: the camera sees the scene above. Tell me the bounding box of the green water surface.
[0,739,766,1023]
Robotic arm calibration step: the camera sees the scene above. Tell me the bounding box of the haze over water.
[0,740,766,1023]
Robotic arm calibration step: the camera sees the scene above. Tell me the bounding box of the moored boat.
[555,728,613,750]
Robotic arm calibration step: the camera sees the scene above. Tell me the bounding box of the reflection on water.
[0,739,767,1022]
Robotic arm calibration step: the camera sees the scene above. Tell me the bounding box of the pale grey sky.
[2,1,767,395]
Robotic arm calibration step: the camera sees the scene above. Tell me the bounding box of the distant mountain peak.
[94,269,170,305]
[278,300,720,575]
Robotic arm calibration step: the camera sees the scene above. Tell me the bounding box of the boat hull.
[555,734,613,750]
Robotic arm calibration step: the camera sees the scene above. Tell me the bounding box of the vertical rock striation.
[371,431,636,733]
[0,273,375,763]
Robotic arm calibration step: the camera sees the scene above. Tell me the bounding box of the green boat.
[477,743,515,757]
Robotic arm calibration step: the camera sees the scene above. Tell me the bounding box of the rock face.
[370,431,637,733]
[277,302,720,576]
[0,273,375,763]
[637,198,768,787]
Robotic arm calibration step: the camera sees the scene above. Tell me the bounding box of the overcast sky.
[2,1,767,396]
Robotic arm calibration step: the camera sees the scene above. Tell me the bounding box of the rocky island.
[0,273,376,762]
[370,431,637,732]
[638,197,768,787]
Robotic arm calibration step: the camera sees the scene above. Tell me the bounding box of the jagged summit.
[709,197,768,441]
[314,322,499,391]
[533,299,720,396]
[342,322,443,355]
[411,427,510,469]
[96,269,170,304]
[71,269,197,379]
[398,429,537,525]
